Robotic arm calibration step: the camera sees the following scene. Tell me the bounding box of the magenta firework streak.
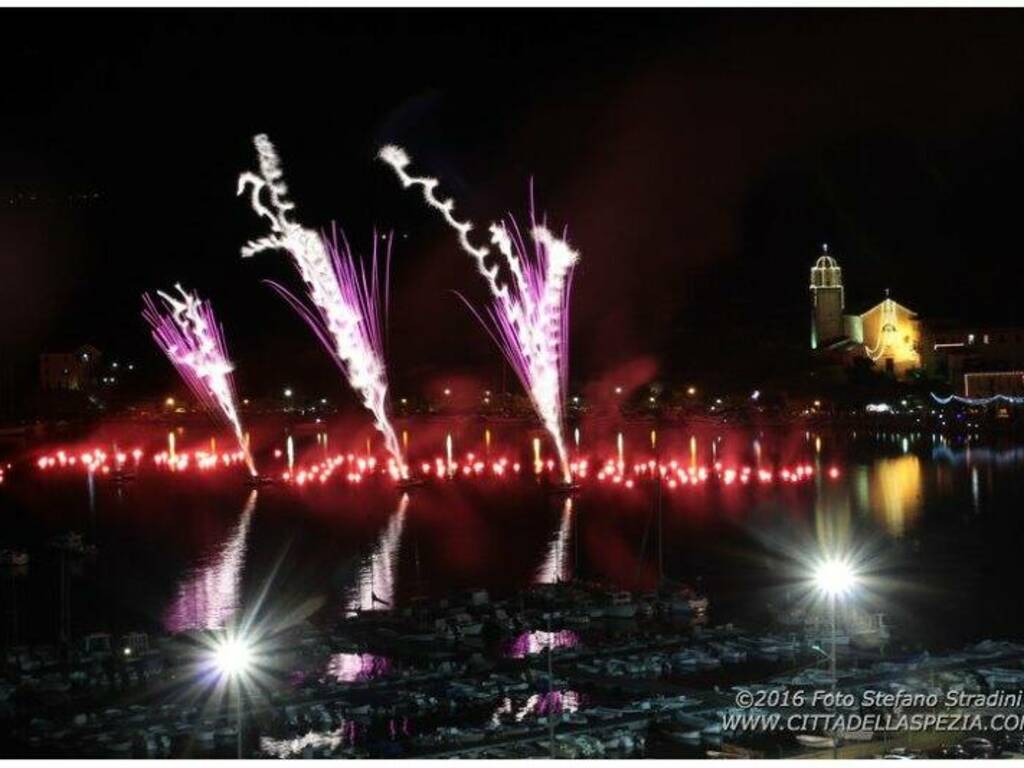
[238,135,406,478]
[378,146,578,482]
[142,285,256,476]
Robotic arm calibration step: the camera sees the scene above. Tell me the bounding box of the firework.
[239,134,405,477]
[142,285,256,476]
[378,145,578,482]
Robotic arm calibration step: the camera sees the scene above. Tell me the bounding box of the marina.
[3,424,1024,758]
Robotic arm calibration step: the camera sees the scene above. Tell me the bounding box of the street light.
[212,635,253,758]
[814,557,856,599]
[543,612,558,758]
[814,557,857,758]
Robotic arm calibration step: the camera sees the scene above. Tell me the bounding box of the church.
[809,246,922,377]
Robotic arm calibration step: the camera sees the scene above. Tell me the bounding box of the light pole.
[545,612,556,759]
[213,635,252,759]
[814,557,857,760]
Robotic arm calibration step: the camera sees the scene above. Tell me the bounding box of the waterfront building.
[39,345,101,392]
[808,248,1024,394]
[808,247,921,377]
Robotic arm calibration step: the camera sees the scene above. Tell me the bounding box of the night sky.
[3,9,1024,404]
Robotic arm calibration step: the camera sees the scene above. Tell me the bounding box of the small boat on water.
[709,642,747,664]
[838,729,874,742]
[977,667,1024,689]
[664,725,702,743]
[658,581,709,615]
[796,734,836,749]
[603,591,638,619]
[673,711,720,739]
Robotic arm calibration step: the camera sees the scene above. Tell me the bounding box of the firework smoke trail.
[142,286,256,476]
[378,146,578,482]
[238,134,406,477]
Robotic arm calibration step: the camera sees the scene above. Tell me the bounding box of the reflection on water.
[490,690,582,726]
[325,652,391,682]
[346,494,409,613]
[20,424,1024,649]
[505,629,580,659]
[260,720,362,758]
[535,498,573,584]
[869,455,923,537]
[933,445,1024,466]
[164,489,257,632]
[813,469,852,552]
[86,471,96,514]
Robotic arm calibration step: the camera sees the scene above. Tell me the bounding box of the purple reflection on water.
[505,628,580,659]
[325,652,391,682]
[164,490,256,633]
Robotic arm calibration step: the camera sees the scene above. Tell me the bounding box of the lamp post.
[544,612,557,759]
[213,635,252,759]
[814,558,857,760]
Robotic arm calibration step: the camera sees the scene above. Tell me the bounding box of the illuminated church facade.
[810,246,1024,393]
[809,247,922,377]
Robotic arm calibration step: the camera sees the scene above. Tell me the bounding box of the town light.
[283,388,293,399]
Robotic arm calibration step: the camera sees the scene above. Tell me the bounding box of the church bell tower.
[810,244,844,349]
